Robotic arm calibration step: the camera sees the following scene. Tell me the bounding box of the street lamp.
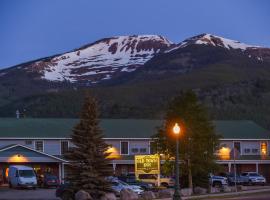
[173,123,181,200]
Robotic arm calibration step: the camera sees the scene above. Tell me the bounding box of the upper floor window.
[244,148,250,154]
[261,142,267,155]
[35,141,44,152]
[234,142,241,154]
[252,148,259,154]
[61,141,69,155]
[25,140,32,145]
[131,148,139,154]
[140,148,147,153]
[120,141,129,155]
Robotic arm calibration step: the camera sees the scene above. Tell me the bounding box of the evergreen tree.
[65,95,112,197]
[153,91,220,188]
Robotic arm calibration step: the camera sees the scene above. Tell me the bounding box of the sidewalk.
[158,186,270,200]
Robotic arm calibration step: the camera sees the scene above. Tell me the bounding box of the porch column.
[256,162,259,173]
[228,162,231,173]
[112,161,117,175]
[58,163,62,183]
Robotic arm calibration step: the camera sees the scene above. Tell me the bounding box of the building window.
[234,142,241,154]
[244,148,250,154]
[150,141,157,154]
[131,148,139,154]
[261,142,267,155]
[25,140,32,145]
[35,141,44,152]
[252,148,259,154]
[140,148,147,153]
[120,141,129,155]
[61,141,69,155]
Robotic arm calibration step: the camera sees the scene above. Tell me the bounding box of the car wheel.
[33,187,36,190]
[61,191,73,200]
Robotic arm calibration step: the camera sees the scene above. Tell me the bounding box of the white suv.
[241,172,266,185]
[138,174,175,187]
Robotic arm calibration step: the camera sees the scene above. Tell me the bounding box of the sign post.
[135,154,160,186]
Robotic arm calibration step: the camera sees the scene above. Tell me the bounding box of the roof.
[213,120,270,139]
[0,118,269,139]
[0,144,67,162]
[0,118,161,139]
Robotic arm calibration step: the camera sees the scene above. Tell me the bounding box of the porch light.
[219,147,230,160]
[8,154,29,162]
[106,146,120,159]
[261,142,267,155]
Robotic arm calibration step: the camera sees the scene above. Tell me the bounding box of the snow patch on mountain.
[194,34,260,50]
[42,35,172,83]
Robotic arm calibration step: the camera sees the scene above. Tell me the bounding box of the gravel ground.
[0,187,60,200]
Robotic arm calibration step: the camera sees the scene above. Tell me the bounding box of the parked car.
[55,183,74,200]
[118,174,154,191]
[241,172,266,185]
[8,165,37,189]
[38,174,59,188]
[209,173,228,188]
[220,173,249,186]
[137,174,175,187]
[111,179,144,196]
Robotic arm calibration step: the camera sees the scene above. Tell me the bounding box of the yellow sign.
[135,154,160,174]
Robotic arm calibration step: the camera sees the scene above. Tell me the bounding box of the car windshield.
[249,173,259,176]
[19,170,35,177]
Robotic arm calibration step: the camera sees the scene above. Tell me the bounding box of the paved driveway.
[0,188,60,200]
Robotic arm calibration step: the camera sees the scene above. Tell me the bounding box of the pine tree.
[154,90,220,188]
[65,95,112,197]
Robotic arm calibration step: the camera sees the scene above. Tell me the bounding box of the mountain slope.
[1,33,270,129]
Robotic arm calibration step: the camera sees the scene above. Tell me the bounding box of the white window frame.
[60,140,70,155]
[34,140,44,152]
[233,141,241,155]
[120,141,129,155]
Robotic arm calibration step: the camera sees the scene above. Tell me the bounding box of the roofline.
[220,139,270,141]
[0,137,153,140]
[0,137,270,140]
[0,144,68,162]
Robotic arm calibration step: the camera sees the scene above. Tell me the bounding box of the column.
[228,163,231,173]
[256,163,259,173]
[58,163,62,183]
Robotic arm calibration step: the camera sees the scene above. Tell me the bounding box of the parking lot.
[0,187,60,200]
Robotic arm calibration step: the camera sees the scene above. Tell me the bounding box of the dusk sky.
[0,0,269,69]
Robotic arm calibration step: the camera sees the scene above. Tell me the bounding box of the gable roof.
[0,118,269,140]
[0,144,68,162]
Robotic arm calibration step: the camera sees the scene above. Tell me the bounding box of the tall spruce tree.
[154,91,220,188]
[65,95,112,197]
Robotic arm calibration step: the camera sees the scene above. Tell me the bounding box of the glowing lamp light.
[8,154,29,162]
[261,142,267,155]
[219,147,230,160]
[173,123,181,135]
[106,146,120,159]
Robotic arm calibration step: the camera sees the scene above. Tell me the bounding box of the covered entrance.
[0,144,67,185]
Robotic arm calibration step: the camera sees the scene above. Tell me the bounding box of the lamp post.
[173,123,181,200]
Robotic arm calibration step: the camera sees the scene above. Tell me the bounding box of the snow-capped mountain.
[21,35,172,83]
[1,33,270,86]
[166,33,261,52]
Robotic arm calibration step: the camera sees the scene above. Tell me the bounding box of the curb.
[156,187,270,200]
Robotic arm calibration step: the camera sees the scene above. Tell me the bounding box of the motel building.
[0,118,270,184]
